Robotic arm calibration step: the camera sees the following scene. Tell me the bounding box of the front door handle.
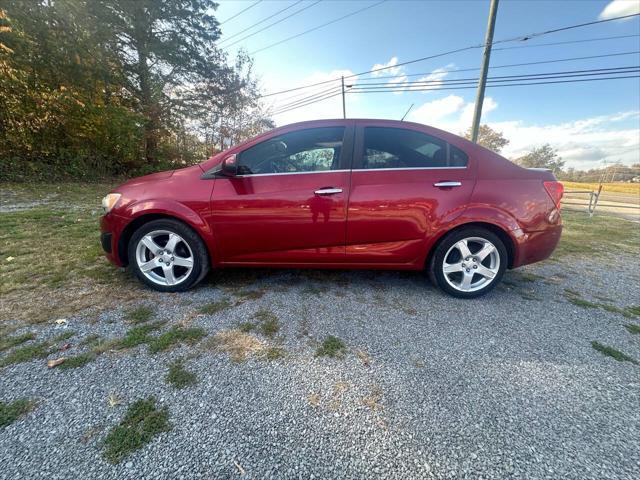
[314,187,343,196]
[433,181,462,188]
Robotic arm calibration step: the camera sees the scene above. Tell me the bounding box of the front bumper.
[100,213,128,266]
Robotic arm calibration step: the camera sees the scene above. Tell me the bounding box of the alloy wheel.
[442,236,500,293]
[135,230,194,286]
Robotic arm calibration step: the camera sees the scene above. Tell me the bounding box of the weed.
[118,321,165,349]
[0,342,51,367]
[624,324,640,335]
[235,289,265,300]
[626,305,640,317]
[103,397,171,463]
[362,386,384,411]
[147,327,206,354]
[59,352,97,370]
[568,297,600,309]
[165,360,198,389]
[591,341,638,364]
[0,399,36,428]
[0,332,36,352]
[315,335,347,358]
[253,309,280,338]
[238,322,256,333]
[52,330,75,342]
[80,334,102,346]
[126,306,154,324]
[199,300,232,315]
[206,329,265,362]
[264,346,286,361]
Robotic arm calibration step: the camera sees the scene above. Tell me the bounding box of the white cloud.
[371,57,402,77]
[408,94,639,169]
[409,95,467,123]
[415,63,456,91]
[599,0,640,20]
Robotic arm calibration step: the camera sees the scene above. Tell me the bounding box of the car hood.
[119,169,175,188]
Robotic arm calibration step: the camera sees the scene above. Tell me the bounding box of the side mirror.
[220,154,238,177]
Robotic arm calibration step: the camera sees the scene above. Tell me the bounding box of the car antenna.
[400,103,414,122]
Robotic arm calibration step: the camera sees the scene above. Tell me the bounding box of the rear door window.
[358,127,467,169]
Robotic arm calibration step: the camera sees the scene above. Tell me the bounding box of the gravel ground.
[1,256,639,479]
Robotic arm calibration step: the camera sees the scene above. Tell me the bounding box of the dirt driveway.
[1,183,639,479]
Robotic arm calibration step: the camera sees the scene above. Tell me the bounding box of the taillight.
[543,181,564,208]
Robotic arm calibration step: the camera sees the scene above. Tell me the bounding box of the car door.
[345,122,476,265]
[210,123,354,264]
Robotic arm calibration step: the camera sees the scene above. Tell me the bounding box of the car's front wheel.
[128,219,209,292]
[429,227,507,298]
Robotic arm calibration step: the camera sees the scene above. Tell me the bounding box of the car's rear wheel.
[128,219,209,292]
[429,227,507,298]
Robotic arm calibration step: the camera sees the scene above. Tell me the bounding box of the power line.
[219,1,304,45]
[271,73,639,115]
[249,0,388,55]
[271,87,343,114]
[219,1,262,25]
[348,73,640,93]
[223,1,322,49]
[257,13,640,98]
[493,33,640,51]
[353,51,640,82]
[348,65,640,89]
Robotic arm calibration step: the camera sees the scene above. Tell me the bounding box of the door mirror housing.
[220,154,238,177]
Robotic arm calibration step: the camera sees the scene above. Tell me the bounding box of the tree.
[515,144,565,174]
[463,124,509,153]
[93,0,237,162]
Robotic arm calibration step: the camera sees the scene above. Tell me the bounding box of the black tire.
[128,218,209,292]
[428,227,507,299]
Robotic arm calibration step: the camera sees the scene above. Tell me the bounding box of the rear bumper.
[512,224,563,268]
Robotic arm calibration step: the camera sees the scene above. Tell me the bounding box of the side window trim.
[352,124,468,170]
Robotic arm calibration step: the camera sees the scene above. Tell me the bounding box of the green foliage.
[315,335,347,358]
[0,1,273,180]
[462,124,509,153]
[147,327,207,354]
[199,300,232,315]
[118,322,166,349]
[59,352,97,370]
[0,332,35,352]
[515,144,565,174]
[625,324,640,335]
[0,399,36,428]
[591,341,638,365]
[0,342,51,367]
[126,306,155,324]
[165,359,198,389]
[103,397,171,463]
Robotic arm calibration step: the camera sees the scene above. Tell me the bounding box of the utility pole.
[341,76,346,119]
[470,0,499,143]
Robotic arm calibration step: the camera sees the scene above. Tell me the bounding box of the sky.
[215,0,640,170]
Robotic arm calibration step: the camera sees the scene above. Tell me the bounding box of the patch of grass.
[625,324,640,335]
[567,296,600,309]
[103,397,171,463]
[198,299,232,315]
[235,289,265,300]
[264,346,286,361]
[80,334,102,346]
[165,359,198,389]
[0,399,36,428]
[626,305,640,317]
[59,352,97,370]
[118,321,166,349]
[315,335,347,359]
[206,329,265,362]
[553,210,640,259]
[238,322,256,333]
[52,330,75,342]
[253,309,280,338]
[147,327,206,354]
[0,342,51,367]
[591,341,638,364]
[125,306,154,324]
[0,332,36,352]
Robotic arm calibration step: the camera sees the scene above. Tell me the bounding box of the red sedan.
[100,119,563,298]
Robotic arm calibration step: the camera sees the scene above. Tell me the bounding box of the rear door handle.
[314,187,343,196]
[433,181,462,188]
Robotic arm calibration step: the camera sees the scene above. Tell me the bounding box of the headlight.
[101,193,121,213]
